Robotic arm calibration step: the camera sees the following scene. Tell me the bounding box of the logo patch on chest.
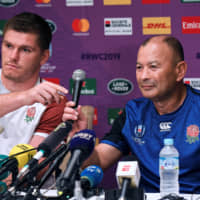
[159,122,172,132]
[186,124,200,144]
[133,124,145,144]
[24,107,36,123]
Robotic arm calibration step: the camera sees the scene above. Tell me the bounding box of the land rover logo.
[107,78,133,95]
[46,19,57,34]
[0,0,19,7]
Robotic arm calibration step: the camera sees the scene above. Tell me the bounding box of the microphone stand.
[37,143,69,190]
[118,178,131,200]
[22,143,70,199]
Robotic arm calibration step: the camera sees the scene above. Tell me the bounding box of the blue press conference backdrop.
[0,0,200,189]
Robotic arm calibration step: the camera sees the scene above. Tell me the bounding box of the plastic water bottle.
[159,138,179,197]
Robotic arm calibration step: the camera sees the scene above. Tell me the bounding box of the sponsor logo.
[142,0,170,3]
[35,0,51,3]
[122,165,131,171]
[70,78,96,95]
[81,53,120,61]
[72,18,90,36]
[159,122,172,132]
[107,108,123,125]
[35,0,51,7]
[107,78,133,95]
[40,63,56,73]
[181,0,200,2]
[66,0,93,6]
[103,0,131,5]
[46,19,57,34]
[73,132,94,140]
[43,78,60,84]
[93,108,98,125]
[186,125,200,144]
[0,0,19,7]
[182,16,200,34]
[142,17,171,35]
[0,20,7,36]
[184,78,200,89]
[104,18,132,36]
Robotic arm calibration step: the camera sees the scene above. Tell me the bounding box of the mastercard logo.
[72,18,90,33]
[35,0,51,3]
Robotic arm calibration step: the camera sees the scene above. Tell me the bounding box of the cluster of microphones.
[0,130,143,200]
[0,69,144,200]
[0,128,103,199]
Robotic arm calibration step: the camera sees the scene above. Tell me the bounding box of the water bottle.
[159,138,179,197]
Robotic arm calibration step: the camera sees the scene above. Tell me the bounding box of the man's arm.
[0,81,68,117]
[82,143,123,171]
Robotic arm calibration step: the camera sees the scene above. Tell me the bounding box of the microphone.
[56,129,96,194]
[0,155,10,181]
[0,158,18,181]
[71,69,86,108]
[36,143,70,190]
[0,144,36,182]
[80,165,103,190]
[9,144,37,168]
[116,155,141,200]
[17,69,86,179]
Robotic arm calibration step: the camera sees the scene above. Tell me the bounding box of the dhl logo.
[143,17,171,35]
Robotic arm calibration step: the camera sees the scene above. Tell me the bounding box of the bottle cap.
[164,138,174,145]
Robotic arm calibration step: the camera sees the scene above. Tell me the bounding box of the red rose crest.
[186,125,199,144]
[24,107,36,123]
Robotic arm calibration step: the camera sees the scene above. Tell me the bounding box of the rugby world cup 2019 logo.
[0,0,19,7]
[134,125,145,138]
[133,124,146,144]
[186,125,200,144]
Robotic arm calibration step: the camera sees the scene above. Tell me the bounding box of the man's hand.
[23,81,68,106]
[0,81,68,117]
[62,101,88,137]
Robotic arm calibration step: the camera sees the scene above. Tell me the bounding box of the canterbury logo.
[159,122,172,132]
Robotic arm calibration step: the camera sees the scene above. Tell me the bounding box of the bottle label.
[160,156,179,170]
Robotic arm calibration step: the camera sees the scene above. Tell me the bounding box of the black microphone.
[17,69,86,180]
[36,143,70,189]
[71,69,86,108]
[56,129,96,194]
[0,158,18,182]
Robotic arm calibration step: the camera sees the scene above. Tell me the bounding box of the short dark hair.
[141,35,184,63]
[3,12,52,51]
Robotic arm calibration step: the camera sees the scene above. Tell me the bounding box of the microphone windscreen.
[72,69,86,81]
[0,155,9,180]
[69,129,96,153]
[116,155,141,188]
[81,165,103,189]
[9,144,37,168]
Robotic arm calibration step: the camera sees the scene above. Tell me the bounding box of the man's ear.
[40,49,50,66]
[176,61,187,82]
